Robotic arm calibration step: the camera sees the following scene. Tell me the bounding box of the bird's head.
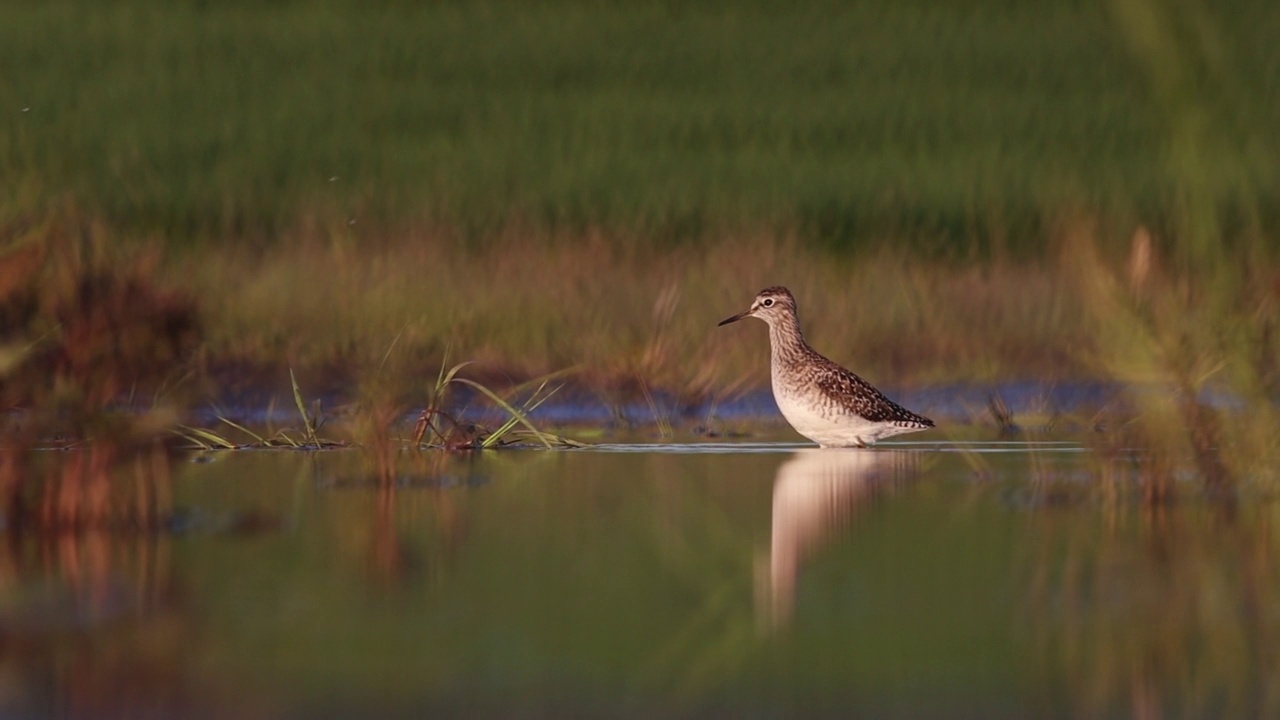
[718,286,797,328]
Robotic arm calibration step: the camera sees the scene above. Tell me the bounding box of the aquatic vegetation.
[174,362,583,453]
[412,360,584,450]
[174,369,346,451]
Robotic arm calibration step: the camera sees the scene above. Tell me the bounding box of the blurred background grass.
[2,0,1276,251]
[3,0,1279,432]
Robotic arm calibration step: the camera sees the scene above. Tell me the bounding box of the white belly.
[772,376,903,448]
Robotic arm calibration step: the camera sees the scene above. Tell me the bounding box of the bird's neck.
[767,315,809,367]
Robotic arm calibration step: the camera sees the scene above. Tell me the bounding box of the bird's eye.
[762,298,775,307]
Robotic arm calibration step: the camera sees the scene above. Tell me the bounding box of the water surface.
[3,439,1276,718]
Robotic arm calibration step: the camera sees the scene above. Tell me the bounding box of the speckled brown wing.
[811,356,935,429]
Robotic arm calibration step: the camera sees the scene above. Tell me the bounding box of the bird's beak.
[718,310,749,327]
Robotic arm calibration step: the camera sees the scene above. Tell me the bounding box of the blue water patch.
[193,379,1248,431]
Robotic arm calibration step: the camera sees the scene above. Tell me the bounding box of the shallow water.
[3,438,1279,718]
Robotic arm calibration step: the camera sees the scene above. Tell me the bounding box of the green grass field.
[3,0,1277,251]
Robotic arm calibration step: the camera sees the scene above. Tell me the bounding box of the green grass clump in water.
[413,358,584,450]
[2,0,1277,250]
[177,369,347,450]
[177,363,582,452]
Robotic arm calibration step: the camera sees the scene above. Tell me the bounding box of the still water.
[4,438,1278,718]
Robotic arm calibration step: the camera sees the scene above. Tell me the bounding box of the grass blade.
[450,377,553,449]
[479,380,566,448]
[289,368,319,446]
[172,429,214,451]
[218,417,268,445]
[272,429,302,448]
[177,425,238,450]
[440,361,475,390]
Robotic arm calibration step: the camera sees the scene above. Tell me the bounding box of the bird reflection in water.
[763,449,921,629]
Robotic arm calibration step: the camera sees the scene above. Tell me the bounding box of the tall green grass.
[2,0,1276,250]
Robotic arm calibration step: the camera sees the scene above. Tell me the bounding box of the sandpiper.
[719,286,934,447]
